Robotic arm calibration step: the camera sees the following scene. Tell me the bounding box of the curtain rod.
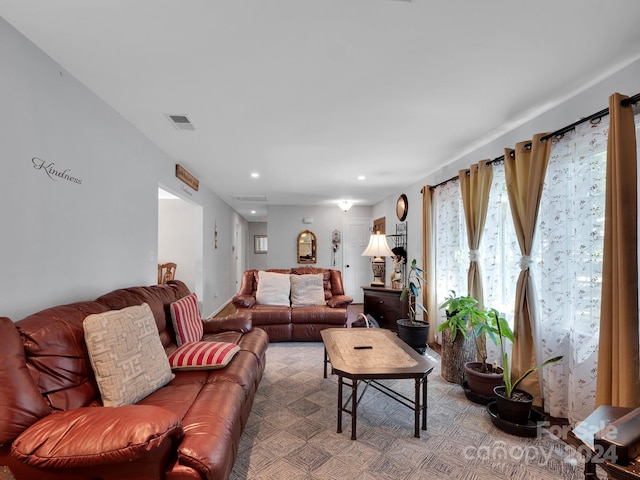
[428,92,640,191]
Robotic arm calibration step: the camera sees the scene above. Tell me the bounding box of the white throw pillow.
[256,271,291,306]
[290,274,326,307]
[83,303,173,407]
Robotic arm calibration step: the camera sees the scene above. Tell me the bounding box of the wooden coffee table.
[321,327,435,440]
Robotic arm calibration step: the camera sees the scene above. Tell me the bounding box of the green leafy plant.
[399,259,427,323]
[437,291,487,342]
[490,308,563,399]
[438,291,497,371]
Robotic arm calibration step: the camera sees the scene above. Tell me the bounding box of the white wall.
[0,18,242,320]
[246,222,268,270]
[372,58,640,277]
[158,197,199,294]
[267,205,372,270]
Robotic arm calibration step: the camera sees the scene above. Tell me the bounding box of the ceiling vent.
[231,194,268,202]
[166,114,195,131]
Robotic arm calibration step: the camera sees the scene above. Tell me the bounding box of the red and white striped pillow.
[168,341,240,370]
[169,294,203,345]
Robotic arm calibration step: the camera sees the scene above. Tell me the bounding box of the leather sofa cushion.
[17,301,110,411]
[290,306,349,324]
[11,405,183,469]
[249,305,292,325]
[176,382,246,480]
[0,317,51,443]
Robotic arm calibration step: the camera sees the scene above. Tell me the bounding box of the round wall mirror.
[297,230,316,264]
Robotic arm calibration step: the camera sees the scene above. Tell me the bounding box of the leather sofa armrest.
[202,312,252,334]
[12,405,183,469]
[232,294,256,308]
[327,294,353,308]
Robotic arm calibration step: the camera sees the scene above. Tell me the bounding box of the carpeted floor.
[230,342,606,480]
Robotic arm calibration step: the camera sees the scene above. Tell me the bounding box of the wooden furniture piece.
[362,285,409,332]
[321,328,434,440]
[569,405,640,479]
[157,262,177,284]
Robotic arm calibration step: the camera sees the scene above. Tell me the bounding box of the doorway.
[158,186,203,298]
[342,217,372,303]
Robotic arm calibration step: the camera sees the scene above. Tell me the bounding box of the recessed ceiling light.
[358,175,366,181]
[251,172,259,178]
[250,210,256,214]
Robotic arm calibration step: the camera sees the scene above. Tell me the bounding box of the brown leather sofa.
[0,280,268,480]
[232,267,353,341]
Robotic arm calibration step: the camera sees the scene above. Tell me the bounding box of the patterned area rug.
[231,342,603,480]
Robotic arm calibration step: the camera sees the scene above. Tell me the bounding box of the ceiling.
[2,1,640,221]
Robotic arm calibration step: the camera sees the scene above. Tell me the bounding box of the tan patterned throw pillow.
[83,303,173,407]
[290,273,326,307]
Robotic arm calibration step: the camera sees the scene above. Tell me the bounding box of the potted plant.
[490,308,563,425]
[463,306,506,400]
[397,259,429,354]
[436,291,485,384]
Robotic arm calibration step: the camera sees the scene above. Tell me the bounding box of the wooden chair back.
[158,262,177,284]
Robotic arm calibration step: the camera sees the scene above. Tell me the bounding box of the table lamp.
[361,233,394,286]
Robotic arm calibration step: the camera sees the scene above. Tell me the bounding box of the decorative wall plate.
[396,194,408,221]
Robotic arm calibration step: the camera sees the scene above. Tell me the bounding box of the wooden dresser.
[362,285,410,332]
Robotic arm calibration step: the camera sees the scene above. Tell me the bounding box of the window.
[431,113,625,424]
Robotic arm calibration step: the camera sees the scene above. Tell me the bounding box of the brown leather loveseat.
[232,267,353,341]
[0,280,268,480]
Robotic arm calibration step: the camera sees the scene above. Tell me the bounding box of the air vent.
[231,194,268,202]
[165,114,195,131]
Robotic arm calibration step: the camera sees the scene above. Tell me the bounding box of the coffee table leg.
[337,375,343,433]
[351,379,358,440]
[414,378,420,438]
[422,375,428,431]
[324,347,328,379]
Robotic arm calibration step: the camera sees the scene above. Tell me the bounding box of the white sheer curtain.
[482,162,520,363]
[532,119,609,424]
[433,179,467,340]
[432,115,627,423]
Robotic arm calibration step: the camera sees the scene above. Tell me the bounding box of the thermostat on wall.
[303,217,314,224]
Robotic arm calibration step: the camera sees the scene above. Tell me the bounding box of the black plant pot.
[397,319,430,354]
[493,385,533,425]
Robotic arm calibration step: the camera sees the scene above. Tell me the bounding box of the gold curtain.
[459,160,493,362]
[422,186,436,343]
[504,133,552,403]
[459,160,493,306]
[596,93,640,407]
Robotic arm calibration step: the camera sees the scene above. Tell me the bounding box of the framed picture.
[254,235,268,254]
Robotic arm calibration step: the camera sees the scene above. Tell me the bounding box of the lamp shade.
[361,234,394,257]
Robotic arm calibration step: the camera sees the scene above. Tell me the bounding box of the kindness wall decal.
[32,157,83,185]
